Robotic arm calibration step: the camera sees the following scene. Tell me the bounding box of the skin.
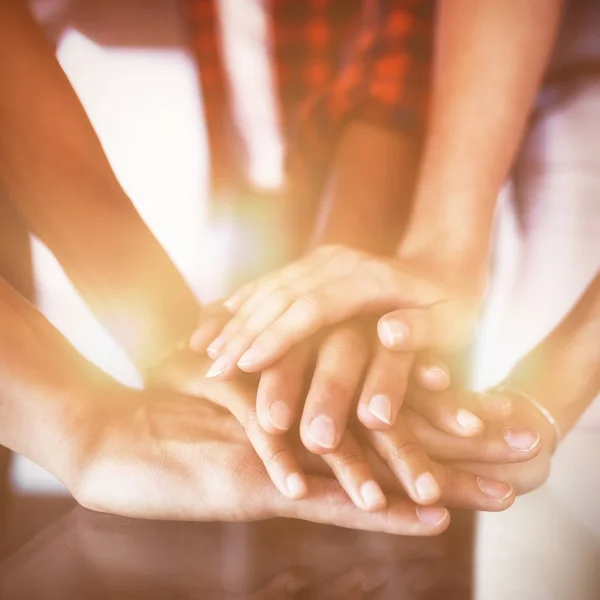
[0,275,518,533]
[0,1,562,520]
[0,0,454,509]
[196,0,565,470]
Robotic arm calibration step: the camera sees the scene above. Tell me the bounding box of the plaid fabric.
[184,0,433,200]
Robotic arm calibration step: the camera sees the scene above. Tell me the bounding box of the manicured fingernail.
[306,415,337,449]
[286,473,307,499]
[456,409,484,431]
[415,472,441,502]
[481,393,512,413]
[378,318,410,347]
[360,480,387,511]
[268,401,293,431]
[238,347,258,368]
[477,477,513,500]
[502,427,540,451]
[367,394,392,424]
[416,506,448,525]
[421,366,450,389]
[223,295,242,312]
[205,356,229,378]
[206,336,226,358]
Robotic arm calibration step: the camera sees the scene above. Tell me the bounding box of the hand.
[68,381,452,534]
[402,386,554,495]
[194,245,480,377]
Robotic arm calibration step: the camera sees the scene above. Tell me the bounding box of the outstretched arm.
[0,1,199,371]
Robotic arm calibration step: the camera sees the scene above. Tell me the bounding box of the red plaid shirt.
[185,0,434,201]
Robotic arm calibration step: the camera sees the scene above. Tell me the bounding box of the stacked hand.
[165,245,550,513]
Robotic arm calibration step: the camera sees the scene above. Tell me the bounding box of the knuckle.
[331,449,366,471]
[264,444,289,466]
[389,439,426,464]
[317,378,353,405]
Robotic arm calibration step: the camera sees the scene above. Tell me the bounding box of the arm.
[0,278,454,534]
[303,0,434,255]
[400,0,564,270]
[0,276,101,486]
[405,273,600,494]
[0,1,199,371]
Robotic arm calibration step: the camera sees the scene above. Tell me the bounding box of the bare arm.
[311,122,419,254]
[0,0,199,371]
[0,275,103,485]
[400,0,564,270]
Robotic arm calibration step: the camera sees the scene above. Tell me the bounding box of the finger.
[450,450,551,496]
[300,325,369,453]
[404,408,542,463]
[223,246,342,313]
[320,431,387,512]
[189,303,231,354]
[256,343,311,434]
[363,418,442,505]
[404,389,514,438]
[233,260,443,373]
[357,348,414,430]
[208,252,335,364]
[311,563,390,600]
[377,304,472,353]
[202,379,309,500]
[432,462,515,511]
[268,475,450,535]
[412,353,450,392]
[405,389,486,438]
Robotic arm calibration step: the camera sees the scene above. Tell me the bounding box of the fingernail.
[421,366,450,389]
[206,336,226,359]
[481,393,512,413]
[477,477,513,500]
[306,415,337,449]
[360,480,387,511]
[206,346,220,360]
[503,426,540,451]
[379,319,410,347]
[205,356,229,378]
[367,394,393,424]
[415,472,441,503]
[286,473,307,499]
[456,409,484,431]
[416,505,448,525]
[223,295,242,312]
[268,401,293,431]
[238,347,258,368]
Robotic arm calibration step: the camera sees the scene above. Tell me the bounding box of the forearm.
[0,277,102,484]
[311,122,420,254]
[401,0,564,264]
[508,273,600,437]
[0,1,199,370]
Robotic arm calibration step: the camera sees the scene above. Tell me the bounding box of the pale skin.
[3,270,597,536]
[0,275,523,533]
[194,0,565,471]
[0,0,571,518]
[0,1,519,512]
